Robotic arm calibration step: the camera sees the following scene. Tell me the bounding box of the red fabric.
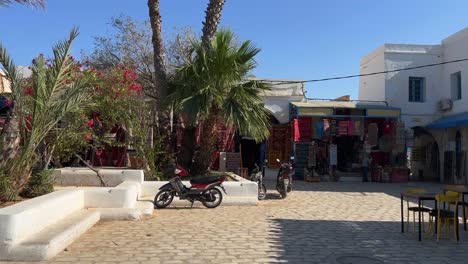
[383,120,393,134]
[292,117,312,142]
[293,119,300,142]
[338,121,348,135]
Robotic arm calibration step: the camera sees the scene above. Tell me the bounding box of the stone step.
[6,209,100,261]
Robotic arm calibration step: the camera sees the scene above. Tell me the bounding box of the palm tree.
[169,30,271,176]
[147,0,168,105]
[0,28,93,200]
[0,0,45,8]
[201,0,225,50]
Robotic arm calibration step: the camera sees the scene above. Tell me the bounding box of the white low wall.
[141,181,258,206]
[55,181,141,209]
[0,189,84,245]
[52,168,144,187]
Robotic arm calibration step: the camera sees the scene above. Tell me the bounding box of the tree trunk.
[147,0,176,179]
[0,113,20,168]
[177,126,196,169]
[147,0,168,105]
[191,113,218,176]
[201,0,226,50]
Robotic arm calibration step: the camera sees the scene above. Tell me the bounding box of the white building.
[359,27,468,183]
[253,78,305,124]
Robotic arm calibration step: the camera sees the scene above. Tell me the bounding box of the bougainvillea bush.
[0,29,150,201]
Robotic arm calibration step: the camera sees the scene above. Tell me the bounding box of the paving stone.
[5,180,468,263]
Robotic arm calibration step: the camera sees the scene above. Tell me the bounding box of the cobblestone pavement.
[5,181,468,264]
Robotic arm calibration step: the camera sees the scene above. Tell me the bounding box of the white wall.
[359,45,386,101]
[384,47,443,129]
[441,28,468,115]
[263,95,303,124]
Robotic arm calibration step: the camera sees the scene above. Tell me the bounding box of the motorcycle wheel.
[258,183,267,200]
[287,184,292,193]
[202,188,223,208]
[281,183,288,199]
[154,189,174,209]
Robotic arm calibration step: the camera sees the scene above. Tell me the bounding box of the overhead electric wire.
[259,57,468,86]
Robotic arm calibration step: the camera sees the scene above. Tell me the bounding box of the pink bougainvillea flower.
[84,119,94,128]
[84,134,92,141]
[96,150,103,157]
[24,88,33,96]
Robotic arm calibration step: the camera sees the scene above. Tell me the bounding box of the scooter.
[250,160,267,200]
[276,157,294,199]
[154,165,227,209]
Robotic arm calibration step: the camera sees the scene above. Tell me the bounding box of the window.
[451,71,462,100]
[409,77,425,102]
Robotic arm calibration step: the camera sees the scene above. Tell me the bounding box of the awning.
[426,112,468,129]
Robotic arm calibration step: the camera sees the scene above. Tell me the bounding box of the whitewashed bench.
[0,170,152,261]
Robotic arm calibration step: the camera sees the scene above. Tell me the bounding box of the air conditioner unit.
[438,99,453,111]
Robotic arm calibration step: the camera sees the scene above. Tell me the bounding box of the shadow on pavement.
[266,218,467,264]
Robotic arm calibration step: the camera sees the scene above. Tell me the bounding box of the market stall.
[289,101,407,182]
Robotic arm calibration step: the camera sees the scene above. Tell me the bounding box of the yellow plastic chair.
[444,185,468,227]
[428,191,459,242]
[404,188,431,233]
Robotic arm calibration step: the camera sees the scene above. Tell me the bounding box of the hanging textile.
[298,117,312,142]
[338,121,349,135]
[347,120,353,136]
[293,119,300,142]
[322,118,330,140]
[383,120,394,134]
[313,119,323,139]
[368,123,378,146]
[394,121,405,152]
[352,120,363,136]
[330,119,337,136]
[379,134,393,152]
[329,144,337,166]
[308,142,317,167]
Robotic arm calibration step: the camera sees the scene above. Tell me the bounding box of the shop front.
[289,101,407,182]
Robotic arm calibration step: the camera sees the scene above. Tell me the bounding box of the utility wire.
[259,57,468,86]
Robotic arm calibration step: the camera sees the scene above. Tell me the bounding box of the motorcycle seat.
[190,176,221,185]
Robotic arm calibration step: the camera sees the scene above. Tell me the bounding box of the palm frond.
[0,0,45,8]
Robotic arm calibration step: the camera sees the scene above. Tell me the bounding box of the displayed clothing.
[329,144,337,166]
[368,123,378,146]
[330,119,337,136]
[314,120,324,139]
[352,120,363,136]
[338,121,349,135]
[347,120,353,136]
[308,142,317,167]
[323,119,330,140]
[293,117,312,142]
[383,120,394,134]
[379,134,393,152]
[394,121,405,152]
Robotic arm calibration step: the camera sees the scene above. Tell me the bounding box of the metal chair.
[404,188,431,233]
[428,191,459,242]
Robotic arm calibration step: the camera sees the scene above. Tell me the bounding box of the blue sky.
[1,0,468,99]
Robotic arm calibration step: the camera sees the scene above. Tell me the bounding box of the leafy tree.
[0,28,95,200]
[169,30,271,176]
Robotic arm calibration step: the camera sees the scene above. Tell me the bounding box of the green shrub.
[0,170,17,202]
[20,169,54,198]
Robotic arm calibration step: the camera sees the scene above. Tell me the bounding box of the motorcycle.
[276,157,294,199]
[250,161,267,200]
[154,165,227,209]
